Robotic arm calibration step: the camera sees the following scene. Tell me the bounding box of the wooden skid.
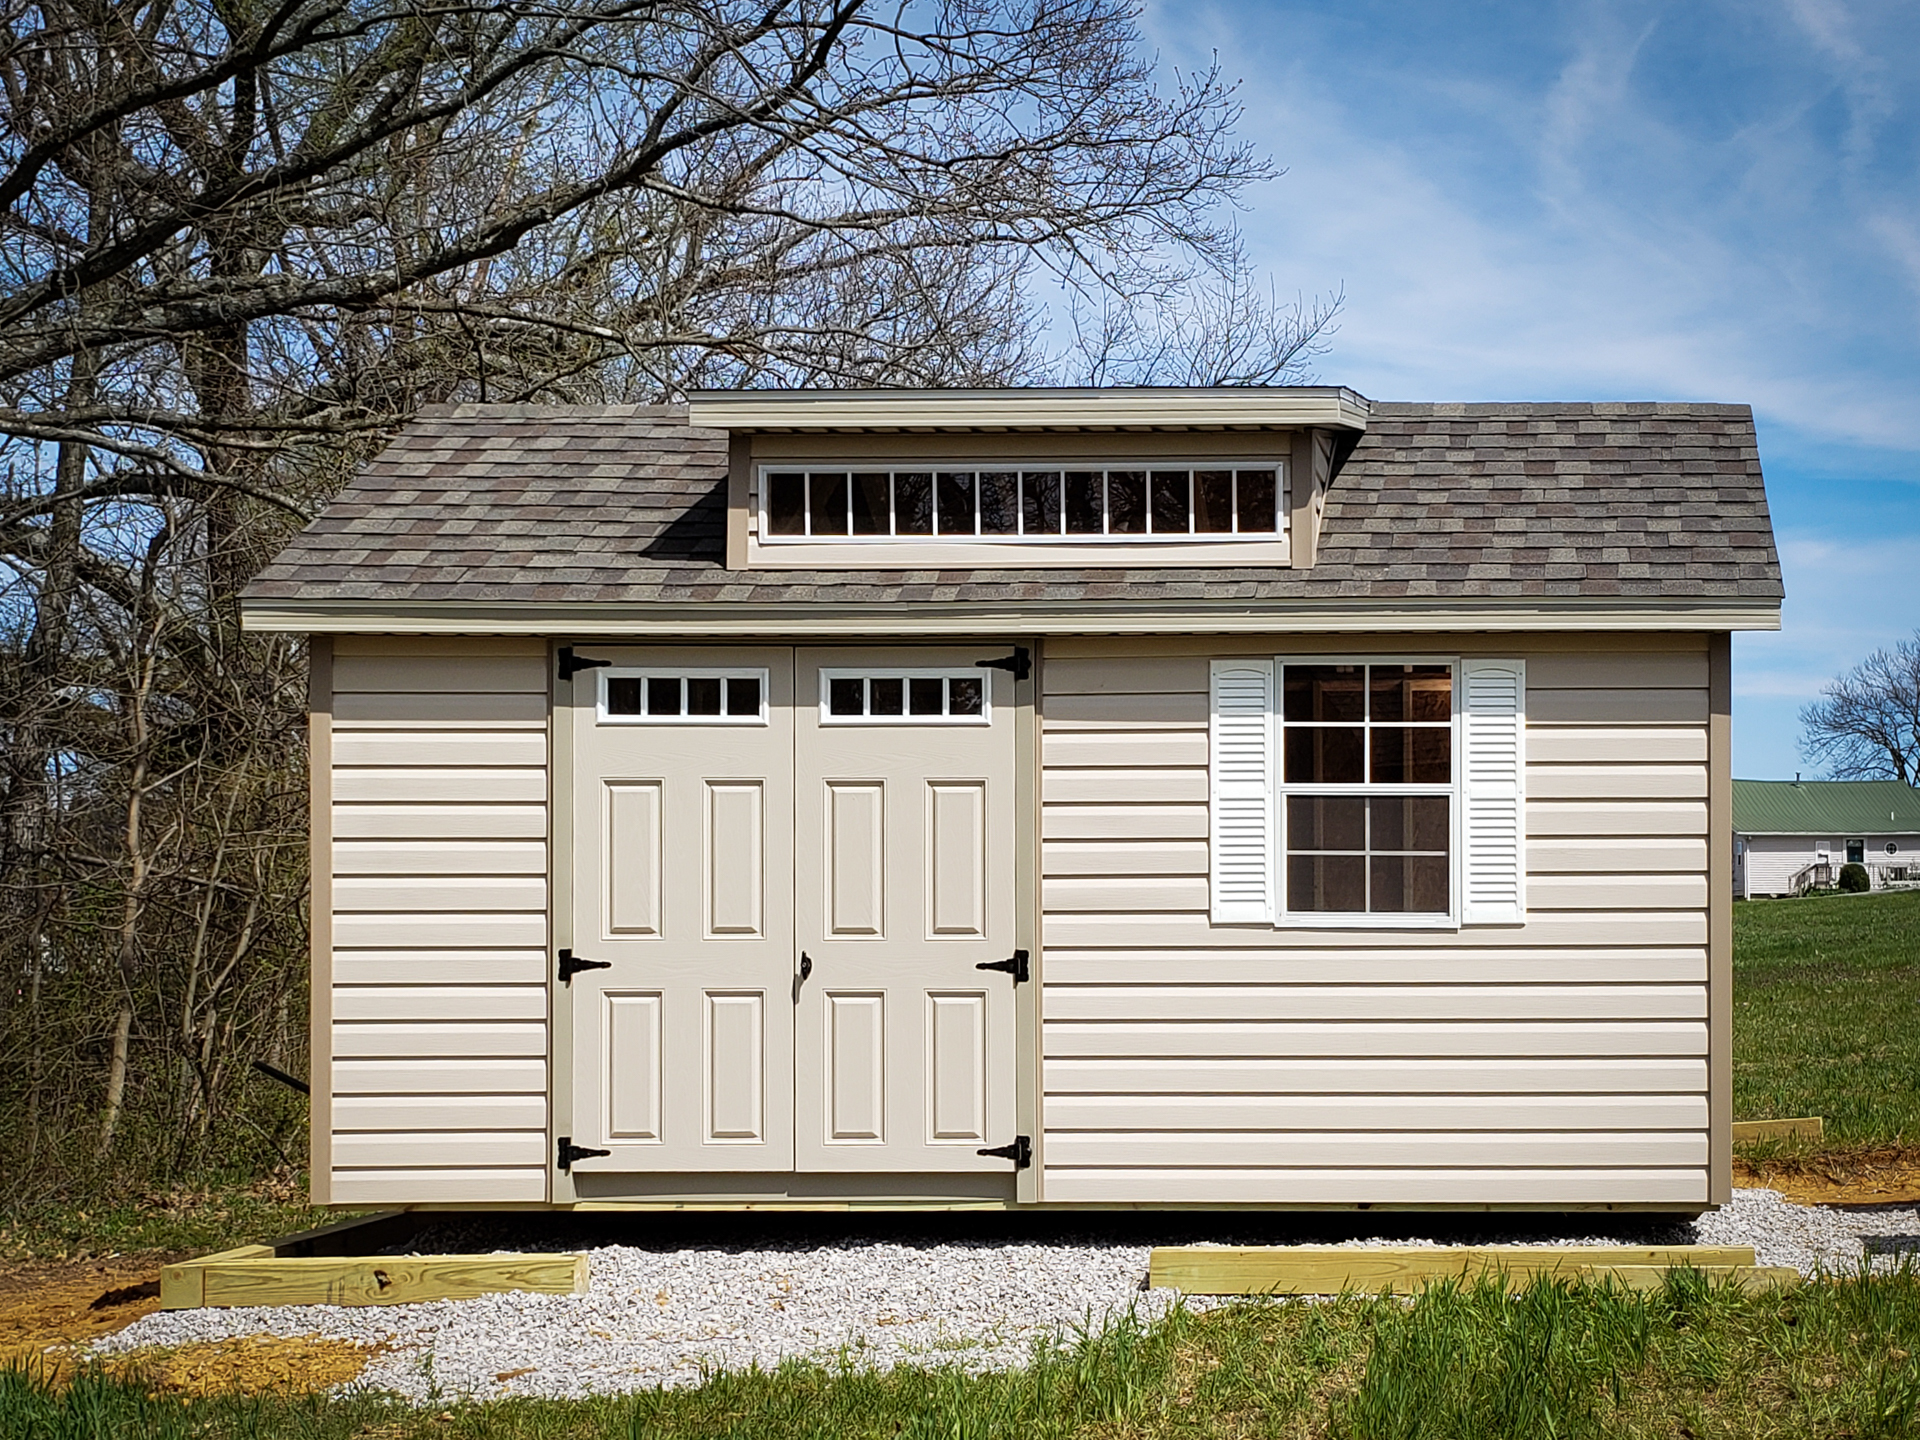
[1148,1245,1758,1296]
[161,1251,588,1310]
[1732,1116,1824,1144]
[1574,1264,1803,1293]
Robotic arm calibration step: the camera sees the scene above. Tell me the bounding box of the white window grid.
[758,464,1288,542]
[818,667,992,725]
[1274,657,1462,929]
[596,667,770,725]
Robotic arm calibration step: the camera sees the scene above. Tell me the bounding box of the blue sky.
[1139,0,1920,777]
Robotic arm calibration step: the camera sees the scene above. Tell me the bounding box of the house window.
[599,669,768,724]
[761,466,1284,543]
[818,669,990,724]
[1280,664,1455,917]
[1209,657,1525,929]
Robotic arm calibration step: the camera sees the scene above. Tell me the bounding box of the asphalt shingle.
[242,400,1784,607]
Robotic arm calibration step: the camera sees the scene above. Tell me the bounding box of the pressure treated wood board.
[1148,1245,1758,1295]
[1731,1117,1824,1144]
[1573,1264,1802,1292]
[161,1252,588,1309]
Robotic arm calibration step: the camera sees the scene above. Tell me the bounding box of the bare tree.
[1799,632,1920,785]
[0,0,1329,1204]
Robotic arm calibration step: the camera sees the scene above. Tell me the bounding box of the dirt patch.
[1734,1146,1920,1205]
[0,1255,175,1361]
[9,1335,380,1396]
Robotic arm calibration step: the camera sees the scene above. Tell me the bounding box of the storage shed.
[240,389,1785,1215]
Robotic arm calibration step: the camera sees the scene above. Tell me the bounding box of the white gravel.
[95,1188,1920,1403]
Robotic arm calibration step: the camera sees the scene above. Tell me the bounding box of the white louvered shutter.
[1210,661,1274,924]
[1462,659,1526,925]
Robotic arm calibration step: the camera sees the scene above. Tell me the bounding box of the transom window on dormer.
[761,467,1284,541]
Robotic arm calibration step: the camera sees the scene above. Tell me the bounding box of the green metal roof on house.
[1732,779,1920,835]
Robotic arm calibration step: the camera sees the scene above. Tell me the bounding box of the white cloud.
[1141,1,1920,449]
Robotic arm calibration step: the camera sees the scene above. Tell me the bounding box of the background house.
[1733,779,1920,897]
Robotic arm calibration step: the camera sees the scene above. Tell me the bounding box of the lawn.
[9,1270,1920,1440]
[1734,888,1920,1146]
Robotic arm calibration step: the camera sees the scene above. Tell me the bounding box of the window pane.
[829,677,864,716]
[851,473,890,535]
[1371,796,1449,852]
[809,472,849,536]
[606,677,643,715]
[1064,471,1102,534]
[978,471,1018,534]
[936,471,975,535]
[895,472,934,534]
[1021,472,1062,535]
[870,676,904,715]
[909,677,943,715]
[1289,854,1366,912]
[1288,796,1366,852]
[1107,470,1147,533]
[726,676,760,716]
[1284,665,1365,722]
[1285,726,1365,783]
[1235,470,1278,533]
[1371,665,1452,722]
[768,472,806,536]
[1149,471,1191,534]
[1371,727,1451,784]
[1194,471,1234,532]
[1371,855,1449,913]
[686,677,722,715]
[648,676,681,716]
[949,676,983,716]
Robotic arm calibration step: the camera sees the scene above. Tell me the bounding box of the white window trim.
[1272,656,1463,931]
[817,666,992,726]
[596,666,770,726]
[756,461,1291,544]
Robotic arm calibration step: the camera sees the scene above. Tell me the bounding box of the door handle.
[799,951,813,981]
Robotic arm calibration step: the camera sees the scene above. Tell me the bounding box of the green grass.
[0,1174,350,1265]
[9,1270,1920,1439]
[1734,888,1920,1145]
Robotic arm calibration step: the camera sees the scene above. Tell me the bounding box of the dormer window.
[763,466,1283,542]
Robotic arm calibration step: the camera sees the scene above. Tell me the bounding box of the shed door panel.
[568,647,795,1172]
[794,648,1019,1173]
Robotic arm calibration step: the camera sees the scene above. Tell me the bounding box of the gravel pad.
[98,1188,1920,1402]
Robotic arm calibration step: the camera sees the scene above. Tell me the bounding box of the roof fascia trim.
[242,596,1783,636]
[685,388,1371,433]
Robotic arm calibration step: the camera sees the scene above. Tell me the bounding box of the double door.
[566,646,1019,1175]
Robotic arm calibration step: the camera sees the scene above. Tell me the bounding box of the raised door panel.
[705,991,766,1143]
[605,782,663,937]
[827,993,886,1142]
[705,781,765,938]
[828,783,885,936]
[928,992,988,1143]
[603,992,662,1141]
[928,783,987,937]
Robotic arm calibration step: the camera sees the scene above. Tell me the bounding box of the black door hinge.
[558,646,612,681]
[558,948,613,984]
[975,646,1031,682]
[977,1135,1032,1169]
[974,949,1030,984]
[557,1136,611,1171]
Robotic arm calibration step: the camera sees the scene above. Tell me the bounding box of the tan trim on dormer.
[688,386,1371,433]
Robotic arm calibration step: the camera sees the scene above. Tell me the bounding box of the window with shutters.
[1208,657,1525,929]
[1278,662,1455,923]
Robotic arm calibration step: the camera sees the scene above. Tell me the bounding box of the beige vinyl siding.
[327,637,550,1205]
[1038,636,1712,1207]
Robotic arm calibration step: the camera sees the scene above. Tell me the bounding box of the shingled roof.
[242,399,1783,615]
